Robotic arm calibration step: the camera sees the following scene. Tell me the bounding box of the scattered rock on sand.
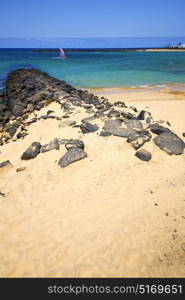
[131,136,151,150]
[16,166,27,172]
[0,191,5,197]
[41,115,56,120]
[41,139,60,153]
[154,132,185,155]
[58,147,87,167]
[0,160,12,169]
[57,138,84,150]
[21,142,41,160]
[65,140,84,150]
[127,130,151,149]
[127,130,151,143]
[149,123,171,135]
[0,160,13,174]
[47,110,55,115]
[135,149,152,161]
[101,119,130,138]
[100,131,112,137]
[16,131,29,139]
[80,122,99,133]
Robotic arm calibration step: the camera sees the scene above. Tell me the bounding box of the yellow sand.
[0,87,185,278]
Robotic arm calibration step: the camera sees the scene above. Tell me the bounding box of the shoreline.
[88,82,185,100]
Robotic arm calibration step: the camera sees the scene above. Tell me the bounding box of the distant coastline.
[33,48,185,52]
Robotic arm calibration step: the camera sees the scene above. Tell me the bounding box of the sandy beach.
[0,81,185,278]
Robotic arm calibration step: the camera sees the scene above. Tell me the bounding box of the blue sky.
[0,0,185,38]
[0,0,185,47]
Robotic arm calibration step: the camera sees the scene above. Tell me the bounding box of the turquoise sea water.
[0,48,185,89]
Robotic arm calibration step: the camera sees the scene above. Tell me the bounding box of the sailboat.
[59,48,66,59]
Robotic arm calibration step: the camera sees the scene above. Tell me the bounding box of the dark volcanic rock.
[101,119,130,138]
[124,119,143,131]
[6,125,18,137]
[146,117,152,124]
[121,111,135,119]
[96,106,111,114]
[80,122,99,133]
[127,130,151,143]
[0,160,12,168]
[47,110,55,115]
[21,142,41,160]
[135,149,152,161]
[41,115,56,120]
[6,68,75,117]
[58,147,87,167]
[16,132,28,139]
[6,121,21,137]
[101,128,131,138]
[110,128,131,138]
[137,110,151,121]
[100,131,112,137]
[67,96,82,106]
[56,138,84,150]
[114,101,127,108]
[95,104,105,110]
[27,117,37,126]
[154,132,185,155]
[149,123,171,135]
[107,109,121,118]
[127,128,151,150]
[131,136,151,150]
[26,103,35,113]
[130,106,137,112]
[1,68,109,136]
[35,102,45,110]
[41,139,60,153]
[103,119,122,130]
[65,139,84,150]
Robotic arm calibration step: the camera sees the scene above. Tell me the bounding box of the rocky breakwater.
[0,68,185,178]
[0,68,77,145]
[0,68,110,146]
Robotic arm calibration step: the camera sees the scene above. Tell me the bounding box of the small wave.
[155,84,166,88]
[52,57,66,60]
[139,85,149,88]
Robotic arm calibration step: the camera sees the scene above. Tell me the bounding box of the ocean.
[0,38,185,89]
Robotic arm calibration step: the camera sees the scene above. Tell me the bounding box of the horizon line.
[1,36,185,39]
